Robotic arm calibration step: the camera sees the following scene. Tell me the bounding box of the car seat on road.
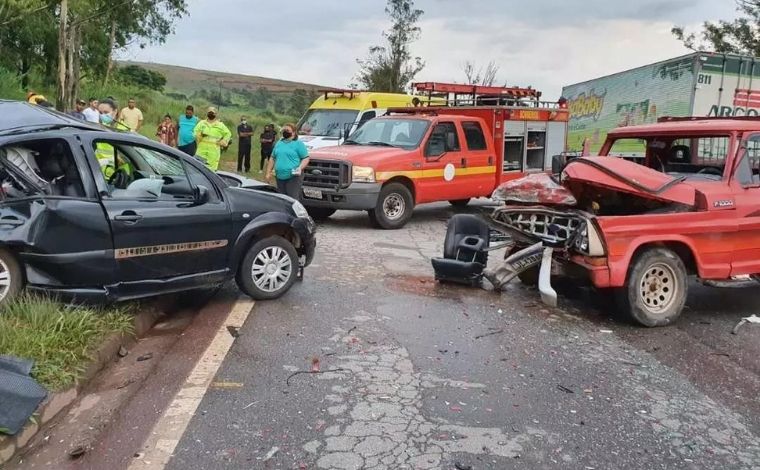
[431,214,490,287]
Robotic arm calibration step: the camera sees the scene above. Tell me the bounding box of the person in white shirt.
[82,97,100,123]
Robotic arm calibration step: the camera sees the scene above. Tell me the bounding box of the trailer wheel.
[368,183,414,229]
[616,247,687,327]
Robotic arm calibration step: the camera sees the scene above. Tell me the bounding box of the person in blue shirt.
[177,105,199,156]
[265,123,310,199]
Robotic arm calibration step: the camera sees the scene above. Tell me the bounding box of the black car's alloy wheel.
[237,236,299,300]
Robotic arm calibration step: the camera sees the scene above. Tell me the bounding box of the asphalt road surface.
[84,202,760,469]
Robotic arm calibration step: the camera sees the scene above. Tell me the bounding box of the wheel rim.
[251,246,292,293]
[383,193,405,220]
[0,258,10,302]
[639,262,678,315]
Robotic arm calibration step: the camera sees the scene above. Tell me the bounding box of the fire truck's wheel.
[506,246,539,286]
[306,207,336,221]
[369,183,414,229]
[449,199,470,208]
[616,247,687,327]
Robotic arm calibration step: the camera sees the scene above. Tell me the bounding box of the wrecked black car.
[0,101,316,305]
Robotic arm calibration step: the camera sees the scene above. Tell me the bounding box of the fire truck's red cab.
[302,82,569,229]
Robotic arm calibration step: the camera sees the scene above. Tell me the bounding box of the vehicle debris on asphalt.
[0,355,47,436]
[732,314,760,335]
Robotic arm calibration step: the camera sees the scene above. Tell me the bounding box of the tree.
[672,0,760,56]
[251,86,271,109]
[354,0,425,92]
[115,65,167,91]
[288,88,310,116]
[462,60,500,86]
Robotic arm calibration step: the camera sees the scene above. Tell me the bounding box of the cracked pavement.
[160,202,760,470]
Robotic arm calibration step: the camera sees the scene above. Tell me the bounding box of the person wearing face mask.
[194,106,231,171]
[266,123,310,199]
[237,116,254,173]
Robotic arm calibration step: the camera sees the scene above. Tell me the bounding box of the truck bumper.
[301,183,382,211]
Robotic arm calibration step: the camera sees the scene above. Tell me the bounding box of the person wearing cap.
[194,107,231,171]
[68,99,87,120]
[177,105,199,156]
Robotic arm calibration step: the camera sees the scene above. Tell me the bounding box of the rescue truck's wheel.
[0,248,23,307]
[449,199,470,208]
[369,183,414,229]
[307,207,336,221]
[616,247,687,327]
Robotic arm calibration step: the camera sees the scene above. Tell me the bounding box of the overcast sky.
[119,0,739,99]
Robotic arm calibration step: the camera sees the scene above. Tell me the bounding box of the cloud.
[119,0,738,99]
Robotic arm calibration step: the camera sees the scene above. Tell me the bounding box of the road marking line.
[128,297,254,470]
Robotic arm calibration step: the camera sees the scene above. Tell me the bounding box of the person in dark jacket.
[259,123,276,173]
[237,116,254,173]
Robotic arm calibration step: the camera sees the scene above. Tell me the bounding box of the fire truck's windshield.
[345,118,429,150]
[297,109,359,138]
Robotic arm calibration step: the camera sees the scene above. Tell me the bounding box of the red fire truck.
[301,82,570,229]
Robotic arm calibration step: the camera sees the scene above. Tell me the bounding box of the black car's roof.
[0,100,104,134]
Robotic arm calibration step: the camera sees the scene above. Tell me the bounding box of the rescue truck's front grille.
[492,208,583,246]
[303,159,351,189]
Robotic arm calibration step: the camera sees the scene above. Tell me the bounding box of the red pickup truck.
[492,116,760,326]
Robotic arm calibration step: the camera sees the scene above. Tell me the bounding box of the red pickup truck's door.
[418,121,471,203]
[731,133,760,275]
[459,120,497,198]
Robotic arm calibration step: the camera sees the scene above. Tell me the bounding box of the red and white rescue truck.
[301,82,570,228]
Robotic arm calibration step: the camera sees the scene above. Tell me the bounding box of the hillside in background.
[119,61,327,95]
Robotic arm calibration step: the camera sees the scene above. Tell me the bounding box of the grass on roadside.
[0,295,134,391]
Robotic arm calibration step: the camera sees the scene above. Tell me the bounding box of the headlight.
[292,200,310,218]
[352,166,376,183]
[574,220,605,256]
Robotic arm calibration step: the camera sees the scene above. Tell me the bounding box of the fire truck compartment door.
[545,121,567,170]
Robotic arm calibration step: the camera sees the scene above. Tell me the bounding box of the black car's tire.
[615,247,687,327]
[449,199,471,208]
[368,183,414,230]
[237,236,299,300]
[307,207,336,221]
[506,246,539,286]
[0,248,24,307]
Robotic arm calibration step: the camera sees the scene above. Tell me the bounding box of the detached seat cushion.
[432,214,490,287]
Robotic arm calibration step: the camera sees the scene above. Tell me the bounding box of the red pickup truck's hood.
[310,145,407,166]
[561,156,697,206]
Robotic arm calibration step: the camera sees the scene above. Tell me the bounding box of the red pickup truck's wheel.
[0,248,23,307]
[368,183,414,229]
[237,236,299,300]
[617,247,687,327]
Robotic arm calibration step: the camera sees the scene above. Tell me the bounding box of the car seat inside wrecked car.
[0,139,85,198]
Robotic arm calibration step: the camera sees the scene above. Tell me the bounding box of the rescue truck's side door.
[419,121,471,203]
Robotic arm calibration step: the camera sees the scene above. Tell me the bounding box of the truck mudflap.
[483,242,557,308]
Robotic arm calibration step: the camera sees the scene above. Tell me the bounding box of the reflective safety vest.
[95,142,132,179]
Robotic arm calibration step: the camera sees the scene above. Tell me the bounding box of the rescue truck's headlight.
[292,201,310,219]
[574,220,605,256]
[352,166,376,183]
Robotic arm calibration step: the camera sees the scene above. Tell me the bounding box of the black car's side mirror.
[194,185,210,205]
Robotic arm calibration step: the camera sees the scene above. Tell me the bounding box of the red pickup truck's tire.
[0,248,23,307]
[368,183,414,229]
[307,207,336,221]
[617,247,687,327]
[237,236,298,300]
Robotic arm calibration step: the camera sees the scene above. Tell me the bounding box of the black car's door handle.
[114,211,143,223]
[0,216,23,226]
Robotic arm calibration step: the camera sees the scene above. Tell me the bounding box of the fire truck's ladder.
[412,82,557,108]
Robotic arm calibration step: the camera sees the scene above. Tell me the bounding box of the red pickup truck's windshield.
[345,118,430,150]
[604,135,730,180]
